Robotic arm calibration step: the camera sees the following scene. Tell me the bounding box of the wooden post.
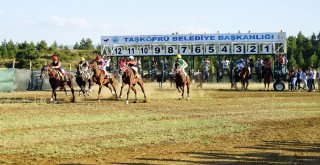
[69,63,71,71]
[12,59,15,68]
[30,60,32,70]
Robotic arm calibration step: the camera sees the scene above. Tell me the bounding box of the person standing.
[255,57,262,82]
[288,66,297,92]
[311,66,317,91]
[307,68,314,92]
[295,67,303,92]
[220,57,230,81]
[105,55,111,72]
[203,57,210,82]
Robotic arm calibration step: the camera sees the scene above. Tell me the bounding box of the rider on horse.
[50,55,68,81]
[175,54,188,76]
[95,55,111,78]
[77,57,90,79]
[127,56,140,78]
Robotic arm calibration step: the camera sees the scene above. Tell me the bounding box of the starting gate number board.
[102,32,286,56]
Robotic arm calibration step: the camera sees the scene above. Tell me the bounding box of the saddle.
[56,70,68,81]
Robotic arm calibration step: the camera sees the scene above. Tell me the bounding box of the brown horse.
[40,65,75,103]
[232,67,250,90]
[175,64,190,100]
[240,67,250,90]
[119,65,147,104]
[263,68,271,91]
[90,61,118,101]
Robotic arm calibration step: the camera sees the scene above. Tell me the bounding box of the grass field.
[0,82,320,164]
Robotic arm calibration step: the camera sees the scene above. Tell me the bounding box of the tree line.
[0,32,319,70]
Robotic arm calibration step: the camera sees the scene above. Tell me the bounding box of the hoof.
[187,97,190,100]
[125,100,129,104]
[98,99,101,102]
[133,100,137,103]
[50,98,54,102]
[143,99,147,103]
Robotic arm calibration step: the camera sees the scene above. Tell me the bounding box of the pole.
[12,59,15,68]
[30,60,32,70]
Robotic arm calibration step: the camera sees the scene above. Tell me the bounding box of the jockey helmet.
[176,54,182,59]
[51,55,58,61]
[81,57,85,61]
[95,55,102,60]
[129,56,134,60]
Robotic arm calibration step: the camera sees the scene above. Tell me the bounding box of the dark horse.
[75,68,92,97]
[119,65,147,104]
[40,65,75,103]
[263,68,271,91]
[232,67,250,90]
[175,64,190,100]
[90,61,118,101]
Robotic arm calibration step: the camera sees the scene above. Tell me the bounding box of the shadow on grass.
[114,140,320,164]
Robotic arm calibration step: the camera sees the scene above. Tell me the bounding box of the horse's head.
[40,65,48,79]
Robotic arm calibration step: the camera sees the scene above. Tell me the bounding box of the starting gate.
[101,32,287,91]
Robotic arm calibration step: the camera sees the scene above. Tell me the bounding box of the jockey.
[95,55,105,70]
[78,57,90,79]
[175,54,188,76]
[50,55,68,81]
[236,59,245,71]
[127,56,140,78]
[95,55,111,78]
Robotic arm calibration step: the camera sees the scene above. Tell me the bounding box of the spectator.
[302,70,308,90]
[311,66,317,91]
[255,57,262,81]
[307,68,313,92]
[295,66,303,92]
[203,57,210,82]
[317,68,320,92]
[288,66,297,92]
[105,55,111,72]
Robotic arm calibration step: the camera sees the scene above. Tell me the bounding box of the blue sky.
[0,0,319,45]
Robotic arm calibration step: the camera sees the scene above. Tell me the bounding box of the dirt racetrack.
[0,82,320,164]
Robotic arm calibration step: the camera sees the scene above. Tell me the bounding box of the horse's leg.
[63,85,69,96]
[131,85,137,103]
[119,83,124,99]
[110,81,118,100]
[138,80,147,102]
[187,81,190,100]
[107,83,115,96]
[69,82,75,102]
[126,84,131,104]
[246,81,249,90]
[181,84,185,99]
[88,79,92,96]
[98,84,102,102]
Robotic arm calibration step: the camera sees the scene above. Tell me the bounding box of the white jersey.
[222,60,230,69]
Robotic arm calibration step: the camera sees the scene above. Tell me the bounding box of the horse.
[192,71,203,89]
[175,64,190,100]
[75,68,92,97]
[119,65,147,104]
[90,61,118,101]
[40,65,75,103]
[239,67,250,90]
[231,67,250,90]
[263,68,271,91]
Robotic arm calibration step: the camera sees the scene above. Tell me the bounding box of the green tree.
[1,41,9,59]
[308,52,318,68]
[49,41,58,51]
[73,42,80,49]
[288,53,297,68]
[296,51,305,67]
[36,40,48,53]
[85,38,94,50]
[15,41,41,69]
[7,40,18,59]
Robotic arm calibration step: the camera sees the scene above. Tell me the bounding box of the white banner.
[101,32,286,46]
